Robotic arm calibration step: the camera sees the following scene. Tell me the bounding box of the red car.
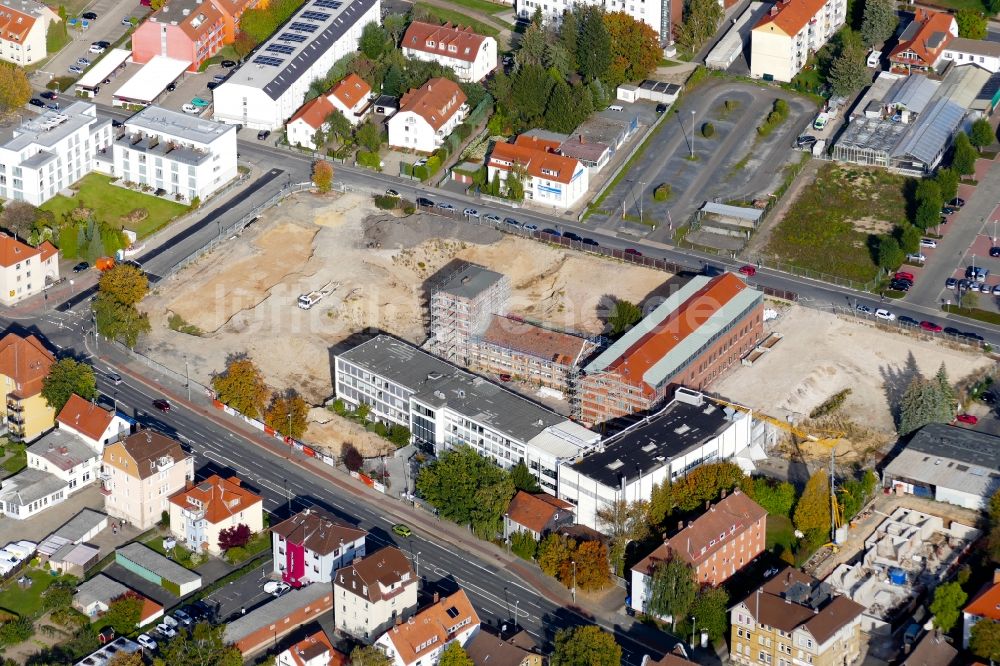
[738,265,757,277]
[919,321,943,332]
[955,414,978,425]
[153,399,171,413]
[623,248,643,257]
[895,271,915,282]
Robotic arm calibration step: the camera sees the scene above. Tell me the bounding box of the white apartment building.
[0,234,58,305]
[374,589,480,666]
[26,428,101,496]
[487,136,589,209]
[113,105,237,203]
[941,37,1000,73]
[213,0,380,130]
[750,0,846,83]
[334,546,418,641]
[401,21,497,83]
[388,78,468,154]
[334,335,600,495]
[271,508,367,586]
[168,474,263,556]
[514,0,677,48]
[286,73,371,149]
[0,102,113,205]
[0,0,60,66]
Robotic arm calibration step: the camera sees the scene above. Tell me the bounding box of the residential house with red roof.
[962,571,1000,648]
[272,508,367,586]
[374,589,480,666]
[401,21,496,83]
[57,393,131,451]
[131,0,259,72]
[730,568,865,666]
[503,491,574,540]
[579,273,764,425]
[0,0,60,66]
[0,233,59,306]
[631,489,766,614]
[287,74,372,149]
[0,330,55,441]
[889,9,958,73]
[276,629,346,666]
[335,546,418,642]
[487,135,589,209]
[751,0,846,82]
[388,78,467,154]
[168,474,263,555]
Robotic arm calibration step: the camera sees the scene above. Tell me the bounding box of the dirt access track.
[139,192,670,455]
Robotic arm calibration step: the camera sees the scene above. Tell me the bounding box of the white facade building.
[558,388,755,530]
[941,37,1000,73]
[0,234,59,305]
[750,0,846,83]
[487,136,589,209]
[271,508,367,586]
[26,429,101,496]
[401,21,497,83]
[0,0,59,66]
[514,0,677,48]
[0,102,113,205]
[113,105,237,203]
[213,0,379,130]
[56,393,131,451]
[335,546,418,642]
[286,73,371,149]
[334,335,600,495]
[387,78,468,154]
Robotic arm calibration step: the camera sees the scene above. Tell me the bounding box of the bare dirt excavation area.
[139,192,668,456]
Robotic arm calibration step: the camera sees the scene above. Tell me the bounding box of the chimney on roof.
[433,591,439,603]
[721,489,727,499]
[678,520,684,532]
[396,616,402,626]
[706,500,711,511]
[994,569,1000,584]
[769,5,777,15]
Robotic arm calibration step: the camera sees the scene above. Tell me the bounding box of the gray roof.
[221,0,377,101]
[339,335,569,443]
[52,509,109,543]
[0,468,68,507]
[3,102,108,152]
[699,202,765,222]
[433,263,505,299]
[887,74,939,114]
[223,583,331,644]
[74,574,128,609]
[125,105,234,146]
[567,390,740,487]
[883,423,1000,498]
[892,98,966,166]
[945,37,1000,58]
[29,429,100,472]
[116,542,202,586]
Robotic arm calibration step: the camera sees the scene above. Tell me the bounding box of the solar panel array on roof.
[314,0,342,6]
[253,55,284,66]
[267,44,295,54]
[290,21,317,32]
[300,10,330,20]
[278,32,307,42]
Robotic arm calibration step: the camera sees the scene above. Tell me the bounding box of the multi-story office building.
[213,0,379,130]
[334,335,599,494]
[401,21,497,83]
[750,0,847,83]
[0,102,113,205]
[113,105,237,204]
[0,0,60,66]
[730,568,865,666]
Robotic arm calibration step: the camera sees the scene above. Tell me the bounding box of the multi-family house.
[168,474,263,555]
[730,568,865,666]
[486,136,589,209]
[466,627,542,666]
[632,490,766,615]
[56,393,131,450]
[101,430,194,529]
[388,78,467,154]
[272,508,367,586]
[0,102,114,206]
[334,546,418,641]
[0,331,55,441]
[503,491,574,541]
[286,73,372,149]
[0,234,59,305]
[401,21,496,83]
[131,0,258,72]
[0,0,60,66]
[374,589,480,666]
[962,572,1000,648]
[750,0,847,83]
[889,9,957,73]
[113,105,237,204]
[276,629,346,666]
[26,428,101,495]
[513,0,689,50]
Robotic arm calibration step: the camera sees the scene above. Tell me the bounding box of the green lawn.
[202,44,238,71]
[413,3,500,36]
[766,515,795,553]
[41,173,189,240]
[46,24,70,54]
[436,0,509,14]
[764,163,913,283]
[2,442,26,475]
[0,569,55,617]
[922,0,987,11]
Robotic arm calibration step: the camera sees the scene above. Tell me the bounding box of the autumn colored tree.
[603,11,661,88]
[571,540,611,591]
[538,533,576,581]
[103,592,143,635]
[794,471,831,537]
[0,62,31,114]
[264,389,309,439]
[596,498,649,575]
[99,264,148,306]
[551,626,621,666]
[108,652,145,666]
[312,160,334,193]
[218,523,252,551]
[212,355,269,419]
[671,461,745,511]
[232,31,257,59]
[350,645,392,666]
[342,442,364,472]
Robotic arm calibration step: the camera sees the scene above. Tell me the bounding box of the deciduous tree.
[510,460,541,492]
[742,477,797,518]
[674,0,722,55]
[103,593,143,635]
[0,62,31,114]
[596,498,649,575]
[510,530,538,560]
[212,355,269,419]
[108,652,145,666]
[350,645,391,666]
[860,0,897,46]
[383,13,407,43]
[416,446,514,538]
[232,31,257,59]
[970,618,1000,662]
[153,622,242,666]
[354,121,383,153]
[671,461,745,511]
[312,160,334,192]
[934,167,959,203]
[359,21,390,59]
[688,586,730,642]
[42,358,97,413]
[342,442,363,472]
[969,117,994,151]
[438,642,474,666]
[953,132,977,175]
[0,201,41,241]
[93,292,151,348]
[647,557,697,624]
[264,389,309,439]
[930,581,967,632]
[603,11,660,88]
[572,539,612,591]
[218,523,252,551]
[956,9,987,39]
[877,235,903,269]
[537,533,575,580]
[550,626,621,666]
[794,471,831,537]
[99,264,148,306]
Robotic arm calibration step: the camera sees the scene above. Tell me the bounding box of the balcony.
[7,412,24,425]
[5,400,23,413]
[100,485,112,496]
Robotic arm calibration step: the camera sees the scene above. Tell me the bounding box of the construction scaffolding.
[427,263,510,365]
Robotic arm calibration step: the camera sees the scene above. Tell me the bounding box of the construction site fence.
[825,303,990,350]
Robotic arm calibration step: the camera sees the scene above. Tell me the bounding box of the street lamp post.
[283,478,290,513]
[514,599,519,631]
[638,181,645,223]
[185,356,190,401]
[690,111,696,158]
[415,551,421,578]
[571,560,577,603]
[691,616,697,647]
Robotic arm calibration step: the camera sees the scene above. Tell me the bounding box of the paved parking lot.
[203,557,275,621]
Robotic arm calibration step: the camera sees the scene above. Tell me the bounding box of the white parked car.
[161,615,179,628]
[181,103,200,115]
[919,238,937,248]
[263,580,291,596]
[156,624,177,638]
[992,284,1000,296]
[875,308,895,321]
[463,208,480,218]
[136,633,158,650]
[906,253,926,263]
